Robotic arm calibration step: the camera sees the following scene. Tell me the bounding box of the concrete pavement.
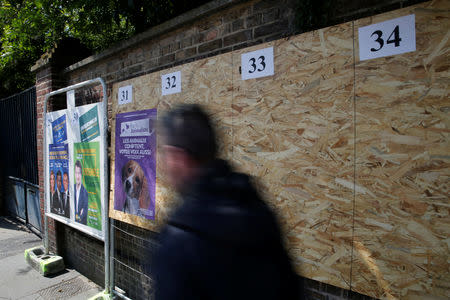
[0,216,103,300]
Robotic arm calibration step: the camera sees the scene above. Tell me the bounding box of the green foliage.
[0,0,209,98]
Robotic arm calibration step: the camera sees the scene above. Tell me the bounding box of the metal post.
[99,78,111,294]
[109,219,115,294]
[43,93,50,254]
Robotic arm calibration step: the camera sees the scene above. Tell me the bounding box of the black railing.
[0,86,38,185]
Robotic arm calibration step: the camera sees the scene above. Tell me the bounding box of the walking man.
[154,104,300,300]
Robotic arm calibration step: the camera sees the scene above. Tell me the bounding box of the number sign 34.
[358,14,416,61]
[241,47,274,80]
[161,71,181,96]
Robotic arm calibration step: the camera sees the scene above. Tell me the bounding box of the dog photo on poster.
[114,109,156,220]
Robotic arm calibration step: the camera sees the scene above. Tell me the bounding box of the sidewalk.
[0,216,103,300]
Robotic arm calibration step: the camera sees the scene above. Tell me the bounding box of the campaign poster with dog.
[114,109,156,220]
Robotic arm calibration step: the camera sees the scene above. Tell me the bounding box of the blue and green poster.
[73,142,102,230]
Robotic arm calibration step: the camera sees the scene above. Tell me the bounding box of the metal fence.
[0,86,38,184]
[0,87,40,233]
[112,221,158,300]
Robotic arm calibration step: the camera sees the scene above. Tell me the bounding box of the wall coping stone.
[60,0,244,74]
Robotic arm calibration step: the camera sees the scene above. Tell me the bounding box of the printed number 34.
[248,56,266,73]
[370,25,401,52]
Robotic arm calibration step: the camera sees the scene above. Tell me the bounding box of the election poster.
[48,144,70,218]
[73,142,102,230]
[46,109,71,223]
[79,105,100,142]
[51,114,67,144]
[114,109,157,220]
[46,97,106,240]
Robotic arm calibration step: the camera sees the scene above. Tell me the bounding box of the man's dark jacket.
[153,160,300,300]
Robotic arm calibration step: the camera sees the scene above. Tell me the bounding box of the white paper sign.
[67,90,75,108]
[118,85,132,105]
[161,71,181,96]
[358,14,416,61]
[241,47,274,80]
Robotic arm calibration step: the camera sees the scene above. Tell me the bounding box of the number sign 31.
[241,47,274,80]
[118,85,132,105]
[358,14,415,61]
[161,71,181,96]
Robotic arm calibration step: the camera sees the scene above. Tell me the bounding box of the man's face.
[63,174,69,192]
[50,174,55,192]
[161,143,194,193]
[57,174,62,191]
[75,166,82,186]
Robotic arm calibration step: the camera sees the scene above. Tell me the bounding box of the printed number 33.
[248,56,266,73]
[370,25,401,52]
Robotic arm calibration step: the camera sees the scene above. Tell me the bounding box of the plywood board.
[107,1,449,298]
[352,1,450,298]
[109,53,233,231]
[231,22,355,290]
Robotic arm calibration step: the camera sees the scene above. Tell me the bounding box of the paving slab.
[0,217,102,300]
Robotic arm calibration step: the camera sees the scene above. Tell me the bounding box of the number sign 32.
[161,71,181,96]
[358,14,416,61]
[241,47,274,80]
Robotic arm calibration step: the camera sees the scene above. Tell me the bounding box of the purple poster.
[114,109,156,219]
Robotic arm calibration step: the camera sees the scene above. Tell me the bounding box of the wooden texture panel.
[352,1,450,299]
[107,1,449,298]
[231,22,355,289]
[109,53,233,231]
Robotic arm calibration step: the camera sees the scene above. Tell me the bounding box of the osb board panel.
[231,23,355,289]
[352,1,450,299]
[109,53,233,231]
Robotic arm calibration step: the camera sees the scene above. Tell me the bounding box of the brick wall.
[33,0,427,299]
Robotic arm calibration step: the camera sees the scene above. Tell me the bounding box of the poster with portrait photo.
[48,143,70,218]
[46,109,71,222]
[73,142,102,230]
[46,99,106,241]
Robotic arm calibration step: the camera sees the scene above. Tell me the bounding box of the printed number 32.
[249,56,266,73]
[370,25,401,52]
[165,76,176,89]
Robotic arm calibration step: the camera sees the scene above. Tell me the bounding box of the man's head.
[75,160,83,188]
[56,170,62,191]
[160,104,217,191]
[50,171,55,192]
[63,172,69,192]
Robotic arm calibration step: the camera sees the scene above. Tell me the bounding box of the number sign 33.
[161,71,181,96]
[241,47,274,80]
[358,14,416,61]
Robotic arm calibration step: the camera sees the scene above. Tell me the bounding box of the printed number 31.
[370,25,401,52]
[248,56,266,73]
[121,90,128,101]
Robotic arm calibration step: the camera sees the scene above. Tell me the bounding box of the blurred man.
[62,171,70,218]
[154,104,300,300]
[74,160,88,225]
